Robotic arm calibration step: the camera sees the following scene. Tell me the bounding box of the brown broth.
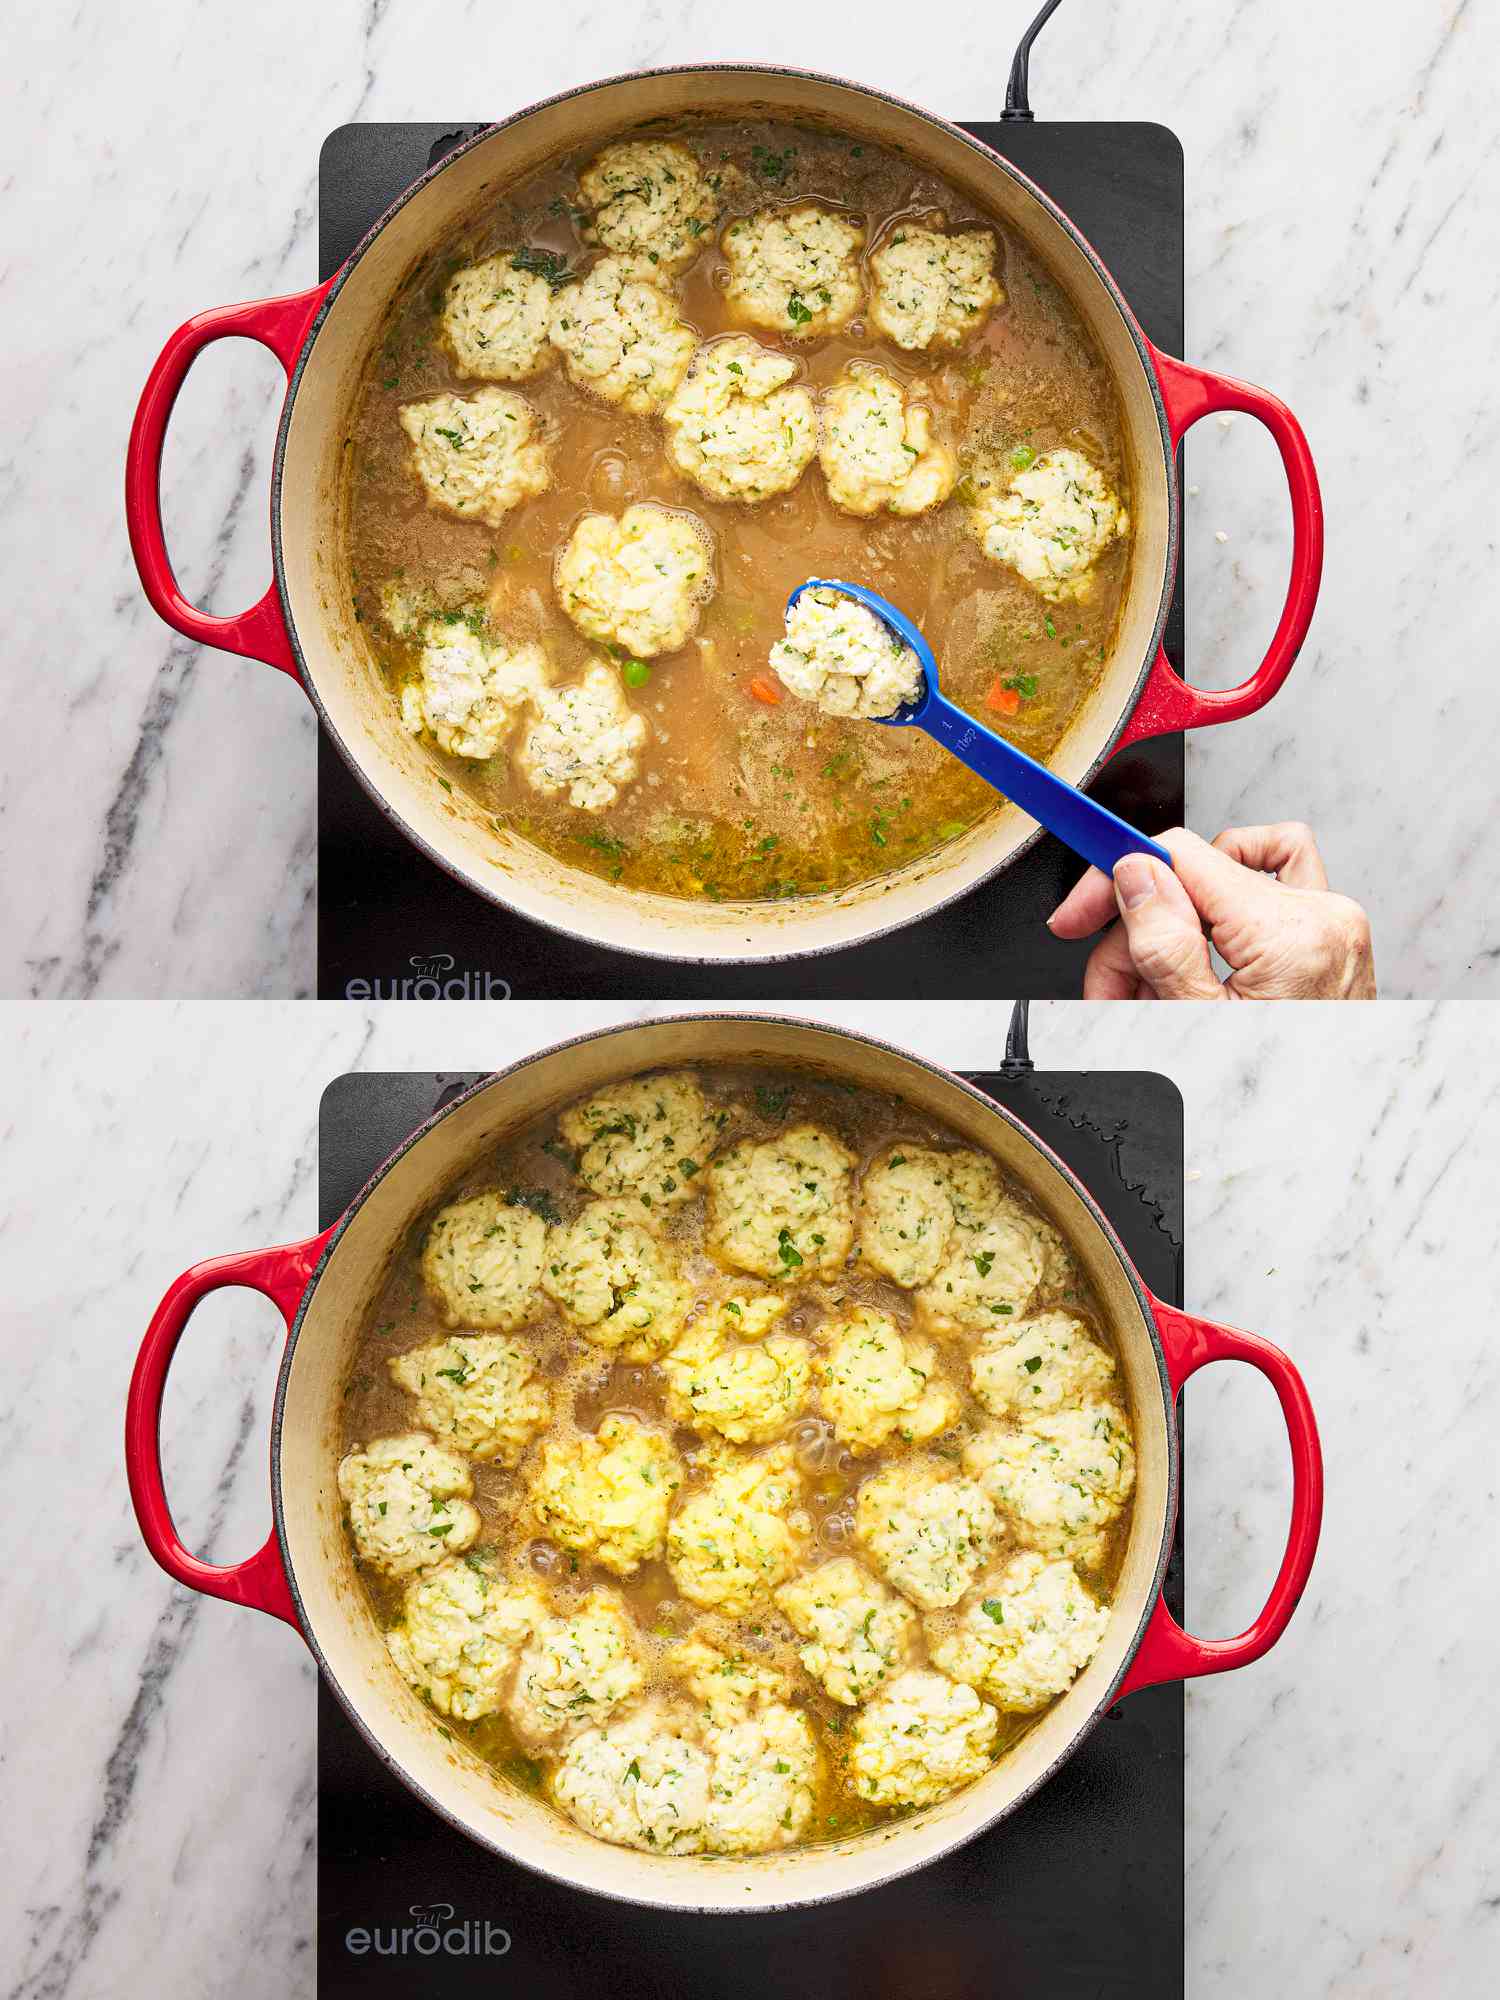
[340,1065,1136,1850]
[342,119,1131,902]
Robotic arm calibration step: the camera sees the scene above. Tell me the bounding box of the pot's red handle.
[124,1227,337,1631]
[1117,1298,1323,1698]
[123,281,334,680]
[1111,348,1324,752]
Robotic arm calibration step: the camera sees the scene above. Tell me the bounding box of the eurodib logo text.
[344,1901,511,1958]
[345,954,512,1001]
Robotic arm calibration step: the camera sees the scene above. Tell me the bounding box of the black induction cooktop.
[315,1056,1185,1997]
[315,120,1185,999]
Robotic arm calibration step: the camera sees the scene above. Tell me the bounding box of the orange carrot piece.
[748,675,783,705]
[985,677,1022,716]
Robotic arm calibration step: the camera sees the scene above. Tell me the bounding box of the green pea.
[623,659,651,688]
[1009,444,1037,470]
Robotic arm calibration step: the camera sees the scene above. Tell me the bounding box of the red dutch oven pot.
[125,66,1322,964]
[125,1016,1322,1911]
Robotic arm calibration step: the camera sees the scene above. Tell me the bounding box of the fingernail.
[1114,856,1157,911]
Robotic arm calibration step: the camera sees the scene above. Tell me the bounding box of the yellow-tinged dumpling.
[817,363,957,518]
[527,1414,682,1576]
[337,1433,481,1578]
[506,1591,646,1747]
[775,1557,918,1705]
[721,204,864,338]
[859,1145,1025,1310]
[540,1196,690,1360]
[769,587,924,722]
[701,1699,820,1853]
[939,1149,1008,1228]
[399,388,551,528]
[706,1124,855,1281]
[915,1194,1050,1336]
[856,1146,963,1288]
[515,662,647,813]
[965,447,1129,604]
[558,1070,726,1210]
[854,1458,996,1609]
[388,1333,550,1464]
[969,1310,1117,1420]
[397,620,549,762]
[440,254,555,380]
[548,256,698,412]
[554,502,715,658]
[578,139,721,279]
[963,1402,1135,1570]
[667,1632,793,1724]
[384,1555,545,1720]
[551,1704,712,1854]
[847,1668,999,1807]
[689,1292,789,1341]
[926,1551,1109,1712]
[663,336,818,504]
[817,1307,959,1454]
[666,1442,808,1613]
[549,1681,818,1857]
[868,219,1002,351]
[662,1315,812,1445]
[665,1634,820,1853]
[421,1190,545,1332]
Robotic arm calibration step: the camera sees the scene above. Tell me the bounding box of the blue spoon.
[787,578,1173,877]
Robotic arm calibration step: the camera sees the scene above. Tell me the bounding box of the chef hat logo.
[409,953,457,977]
[408,1902,456,1926]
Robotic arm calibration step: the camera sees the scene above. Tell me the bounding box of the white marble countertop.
[4,997,1498,1995]
[4,0,1495,997]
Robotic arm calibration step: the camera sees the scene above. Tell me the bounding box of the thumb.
[1111,855,1224,1000]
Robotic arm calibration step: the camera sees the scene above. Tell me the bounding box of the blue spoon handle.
[919,690,1173,876]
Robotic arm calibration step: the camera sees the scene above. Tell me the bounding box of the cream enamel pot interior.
[126,1017,1323,1913]
[125,66,1324,965]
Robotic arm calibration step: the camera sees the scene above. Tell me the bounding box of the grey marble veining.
[2,0,1495,996]
[4,998,1498,1996]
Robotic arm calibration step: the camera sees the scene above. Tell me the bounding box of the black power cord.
[1002,0,1065,121]
[1000,999,1035,1078]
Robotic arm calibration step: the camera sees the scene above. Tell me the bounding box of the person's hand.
[1047,823,1376,1000]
